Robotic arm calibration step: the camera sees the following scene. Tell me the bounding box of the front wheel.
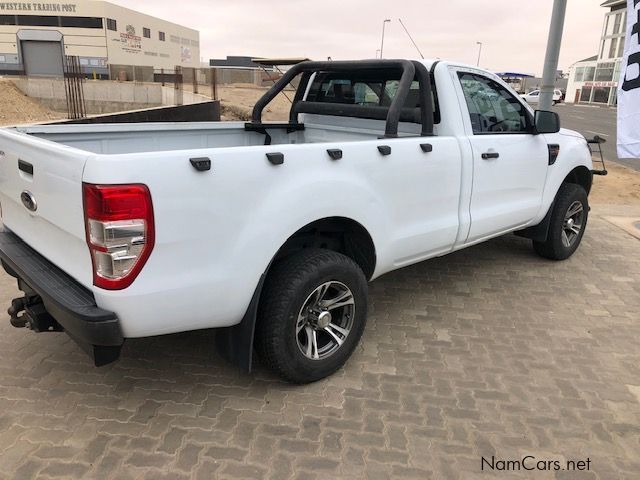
[533,183,588,260]
[256,249,368,383]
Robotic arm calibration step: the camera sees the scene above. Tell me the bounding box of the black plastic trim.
[378,145,392,156]
[266,152,284,165]
[0,229,123,347]
[327,149,343,160]
[420,143,433,153]
[18,160,33,175]
[215,273,266,372]
[190,157,212,172]
[547,144,560,166]
[515,201,555,242]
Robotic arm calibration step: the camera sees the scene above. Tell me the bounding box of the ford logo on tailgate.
[21,191,37,212]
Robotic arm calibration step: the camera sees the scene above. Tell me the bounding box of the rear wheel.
[533,183,588,260]
[256,249,368,383]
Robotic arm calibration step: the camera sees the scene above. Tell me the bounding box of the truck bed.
[13,117,423,155]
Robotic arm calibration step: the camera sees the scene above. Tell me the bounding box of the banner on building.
[617,0,640,158]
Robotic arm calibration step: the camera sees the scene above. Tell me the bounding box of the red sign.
[584,82,617,88]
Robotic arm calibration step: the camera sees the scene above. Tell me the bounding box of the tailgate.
[0,128,93,288]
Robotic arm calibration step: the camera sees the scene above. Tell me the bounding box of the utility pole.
[476,42,483,67]
[539,0,567,110]
[380,19,391,59]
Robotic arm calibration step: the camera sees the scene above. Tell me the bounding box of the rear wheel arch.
[215,217,377,373]
[273,217,377,281]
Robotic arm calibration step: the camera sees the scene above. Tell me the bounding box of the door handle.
[481,152,500,160]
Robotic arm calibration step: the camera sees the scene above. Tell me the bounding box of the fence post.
[211,68,217,101]
[193,67,198,95]
[174,66,183,106]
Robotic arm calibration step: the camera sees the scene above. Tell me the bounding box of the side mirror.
[534,110,560,134]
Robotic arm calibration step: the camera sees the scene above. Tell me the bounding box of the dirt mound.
[0,79,63,126]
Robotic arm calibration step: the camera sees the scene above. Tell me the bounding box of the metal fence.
[63,56,86,119]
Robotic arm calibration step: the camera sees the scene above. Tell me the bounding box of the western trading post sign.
[618,0,640,158]
[0,3,77,12]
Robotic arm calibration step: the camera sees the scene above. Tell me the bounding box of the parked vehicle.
[0,59,595,383]
[521,89,563,105]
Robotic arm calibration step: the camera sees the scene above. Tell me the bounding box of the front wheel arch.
[515,169,591,243]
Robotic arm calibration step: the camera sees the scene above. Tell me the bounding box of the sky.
[109,0,609,76]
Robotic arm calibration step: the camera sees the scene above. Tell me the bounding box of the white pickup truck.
[0,60,595,383]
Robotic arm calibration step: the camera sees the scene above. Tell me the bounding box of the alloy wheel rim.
[562,200,584,248]
[296,281,355,361]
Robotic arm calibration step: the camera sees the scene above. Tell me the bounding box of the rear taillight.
[83,183,154,290]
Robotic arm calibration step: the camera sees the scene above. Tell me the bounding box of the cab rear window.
[305,70,440,124]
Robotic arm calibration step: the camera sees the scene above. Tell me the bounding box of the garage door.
[21,40,64,77]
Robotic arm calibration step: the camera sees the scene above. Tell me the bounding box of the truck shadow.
[113,233,552,381]
[15,231,586,398]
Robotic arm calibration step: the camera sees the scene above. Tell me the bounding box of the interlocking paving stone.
[0,210,639,479]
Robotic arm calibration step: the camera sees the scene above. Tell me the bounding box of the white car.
[521,89,563,105]
[0,59,593,383]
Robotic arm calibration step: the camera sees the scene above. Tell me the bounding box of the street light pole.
[539,0,567,110]
[380,19,391,59]
[476,42,483,67]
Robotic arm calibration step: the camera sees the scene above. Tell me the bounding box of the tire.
[256,248,368,383]
[533,183,588,260]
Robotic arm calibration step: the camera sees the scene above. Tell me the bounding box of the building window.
[5,15,103,29]
[580,87,592,102]
[17,15,58,27]
[143,27,151,38]
[603,15,610,36]
[107,18,117,31]
[599,40,606,59]
[609,38,618,59]
[617,37,625,58]
[613,13,622,34]
[574,67,585,82]
[595,63,614,81]
[60,16,103,29]
[159,31,165,41]
[584,66,596,82]
[592,87,610,104]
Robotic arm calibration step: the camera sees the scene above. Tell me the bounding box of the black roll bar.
[250,60,434,138]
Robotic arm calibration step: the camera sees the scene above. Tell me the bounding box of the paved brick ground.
[0,208,639,480]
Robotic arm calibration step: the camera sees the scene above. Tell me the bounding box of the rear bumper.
[0,228,123,364]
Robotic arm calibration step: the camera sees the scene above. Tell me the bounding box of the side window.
[458,72,531,134]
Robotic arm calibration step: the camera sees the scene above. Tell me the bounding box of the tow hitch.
[8,294,63,333]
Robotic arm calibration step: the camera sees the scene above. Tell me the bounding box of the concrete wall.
[12,77,214,115]
[213,68,263,85]
[161,86,211,106]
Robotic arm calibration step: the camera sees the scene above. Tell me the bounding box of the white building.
[565,0,627,106]
[0,1,200,79]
